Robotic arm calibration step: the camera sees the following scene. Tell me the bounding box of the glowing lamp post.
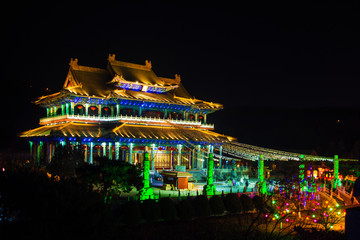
[203,153,216,195]
[258,154,267,195]
[299,155,306,193]
[140,152,154,200]
[333,155,341,189]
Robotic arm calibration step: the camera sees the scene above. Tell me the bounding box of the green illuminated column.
[258,154,267,195]
[203,153,216,195]
[46,108,49,117]
[140,152,154,200]
[65,103,70,115]
[61,104,65,115]
[116,104,120,117]
[333,155,340,189]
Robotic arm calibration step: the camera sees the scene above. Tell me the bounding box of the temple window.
[189,114,195,121]
[101,107,112,117]
[74,104,84,115]
[142,110,164,118]
[198,115,204,123]
[169,112,184,120]
[88,106,98,116]
[120,108,138,116]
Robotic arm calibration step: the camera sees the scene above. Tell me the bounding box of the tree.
[76,157,143,203]
[209,195,225,215]
[47,144,83,179]
[99,157,143,203]
[223,193,242,213]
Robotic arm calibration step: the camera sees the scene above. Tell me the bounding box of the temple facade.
[21,54,234,170]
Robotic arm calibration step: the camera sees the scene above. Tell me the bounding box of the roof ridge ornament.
[108,53,116,61]
[69,58,79,69]
[175,74,181,82]
[145,60,152,69]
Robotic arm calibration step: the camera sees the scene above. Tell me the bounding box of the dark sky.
[2,1,360,152]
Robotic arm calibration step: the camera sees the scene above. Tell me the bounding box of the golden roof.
[35,54,223,111]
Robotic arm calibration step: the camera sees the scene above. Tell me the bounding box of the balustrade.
[39,113,214,128]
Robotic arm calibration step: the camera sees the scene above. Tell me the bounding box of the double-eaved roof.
[35,54,223,111]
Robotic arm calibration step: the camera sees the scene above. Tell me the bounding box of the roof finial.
[108,54,116,61]
[175,74,181,82]
[69,58,78,68]
[145,60,152,69]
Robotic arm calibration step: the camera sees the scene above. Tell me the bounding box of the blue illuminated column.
[101,142,106,157]
[128,143,134,164]
[46,142,51,164]
[29,141,33,162]
[109,142,113,160]
[197,145,201,169]
[177,144,182,166]
[151,143,156,170]
[219,146,223,168]
[89,142,93,164]
[115,142,120,160]
[37,141,43,164]
[85,103,89,116]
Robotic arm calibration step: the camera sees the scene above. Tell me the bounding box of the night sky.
[2,2,360,154]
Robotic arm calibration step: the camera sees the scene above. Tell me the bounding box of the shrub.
[122,200,142,225]
[209,195,225,215]
[252,195,264,212]
[193,195,211,217]
[159,197,177,221]
[177,199,194,221]
[141,199,161,223]
[240,194,254,212]
[223,193,242,213]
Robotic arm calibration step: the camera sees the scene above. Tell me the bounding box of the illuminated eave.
[110,75,178,93]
